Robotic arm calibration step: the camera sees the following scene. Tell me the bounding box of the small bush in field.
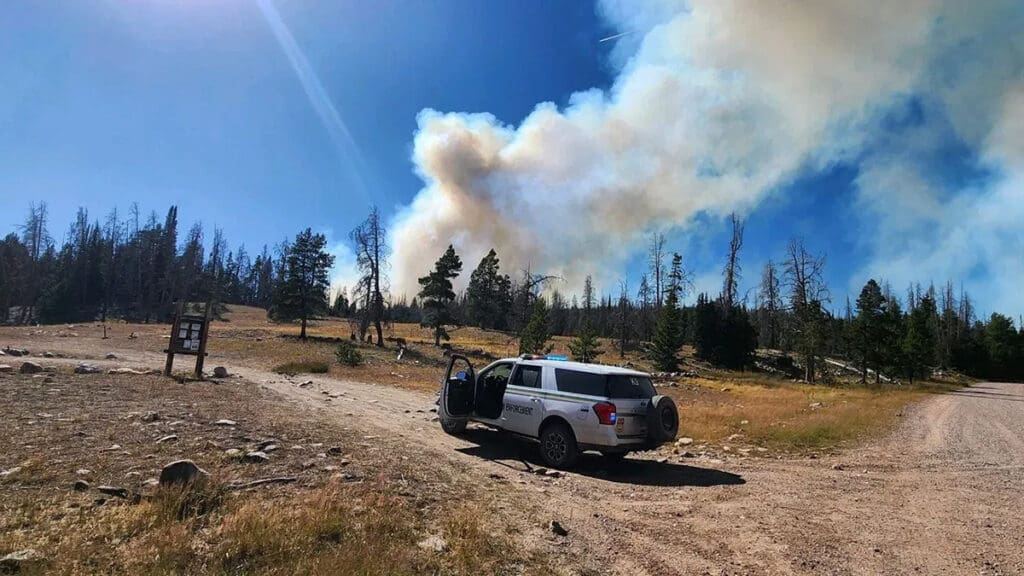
[336,341,363,367]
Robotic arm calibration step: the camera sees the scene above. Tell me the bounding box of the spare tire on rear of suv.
[647,395,679,443]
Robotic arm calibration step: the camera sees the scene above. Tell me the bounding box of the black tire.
[647,395,679,442]
[440,416,467,436]
[539,422,580,469]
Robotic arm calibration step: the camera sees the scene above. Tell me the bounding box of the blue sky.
[2,1,1022,318]
[1,1,612,249]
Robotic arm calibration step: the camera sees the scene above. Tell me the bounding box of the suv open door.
[439,354,475,429]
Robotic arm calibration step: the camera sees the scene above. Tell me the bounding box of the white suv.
[438,354,679,469]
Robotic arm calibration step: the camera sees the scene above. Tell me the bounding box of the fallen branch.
[225,476,297,491]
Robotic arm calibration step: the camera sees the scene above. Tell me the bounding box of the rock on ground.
[0,364,12,373]
[549,520,569,537]
[417,534,449,553]
[96,485,129,499]
[243,451,269,463]
[74,363,100,374]
[212,366,229,378]
[0,549,42,571]
[159,460,210,487]
[19,361,43,374]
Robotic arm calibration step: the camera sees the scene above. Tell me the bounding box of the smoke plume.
[389,0,1023,313]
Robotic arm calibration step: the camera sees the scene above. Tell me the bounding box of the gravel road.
[240,368,1024,575]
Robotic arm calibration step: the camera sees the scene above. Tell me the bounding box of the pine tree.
[568,322,603,362]
[270,228,335,339]
[519,298,550,354]
[417,245,463,346]
[330,288,349,317]
[693,292,719,362]
[466,249,511,330]
[651,253,685,371]
[854,279,886,384]
[902,293,937,383]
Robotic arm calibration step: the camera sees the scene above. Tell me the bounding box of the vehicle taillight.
[593,402,617,425]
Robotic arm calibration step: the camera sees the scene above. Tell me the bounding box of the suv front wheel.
[440,416,467,436]
[539,421,580,469]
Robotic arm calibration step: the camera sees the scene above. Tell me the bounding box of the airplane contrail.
[255,0,367,196]
[598,30,634,43]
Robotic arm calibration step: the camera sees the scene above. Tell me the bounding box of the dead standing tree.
[721,213,744,310]
[350,207,387,347]
[758,259,782,349]
[648,232,666,309]
[783,239,830,382]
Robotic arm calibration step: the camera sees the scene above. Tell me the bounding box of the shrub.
[335,341,363,367]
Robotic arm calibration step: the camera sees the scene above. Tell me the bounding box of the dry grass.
[272,360,330,374]
[0,369,543,575]
[662,377,959,452]
[0,479,521,575]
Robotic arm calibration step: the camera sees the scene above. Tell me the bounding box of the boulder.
[225,448,242,457]
[105,353,118,360]
[0,365,13,373]
[141,411,160,423]
[214,419,236,427]
[676,437,694,446]
[19,361,43,374]
[0,549,42,572]
[72,479,91,492]
[159,460,209,487]
[74,363,101,374]
[43,351,55,358]
[156,434,178,444]
[212,366,228,378]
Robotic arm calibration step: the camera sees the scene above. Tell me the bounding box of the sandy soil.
[2,334,1022,575]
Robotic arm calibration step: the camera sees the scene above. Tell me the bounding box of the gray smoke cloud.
[387,0,1023,313]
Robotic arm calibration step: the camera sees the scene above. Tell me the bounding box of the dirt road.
[253,371,1023,576]
[14,344,1024,575]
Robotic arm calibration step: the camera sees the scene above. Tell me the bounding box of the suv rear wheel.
[539,421,580,469]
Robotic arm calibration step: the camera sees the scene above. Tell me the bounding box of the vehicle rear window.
[554,369,606,396]
[606,375,656,399]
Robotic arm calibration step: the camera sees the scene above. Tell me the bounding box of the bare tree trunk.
[721,213,744,310]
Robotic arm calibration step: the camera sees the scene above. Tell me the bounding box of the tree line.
[3,202,1022,383]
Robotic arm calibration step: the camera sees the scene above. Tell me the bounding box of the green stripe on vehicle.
[505,385,603,403]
